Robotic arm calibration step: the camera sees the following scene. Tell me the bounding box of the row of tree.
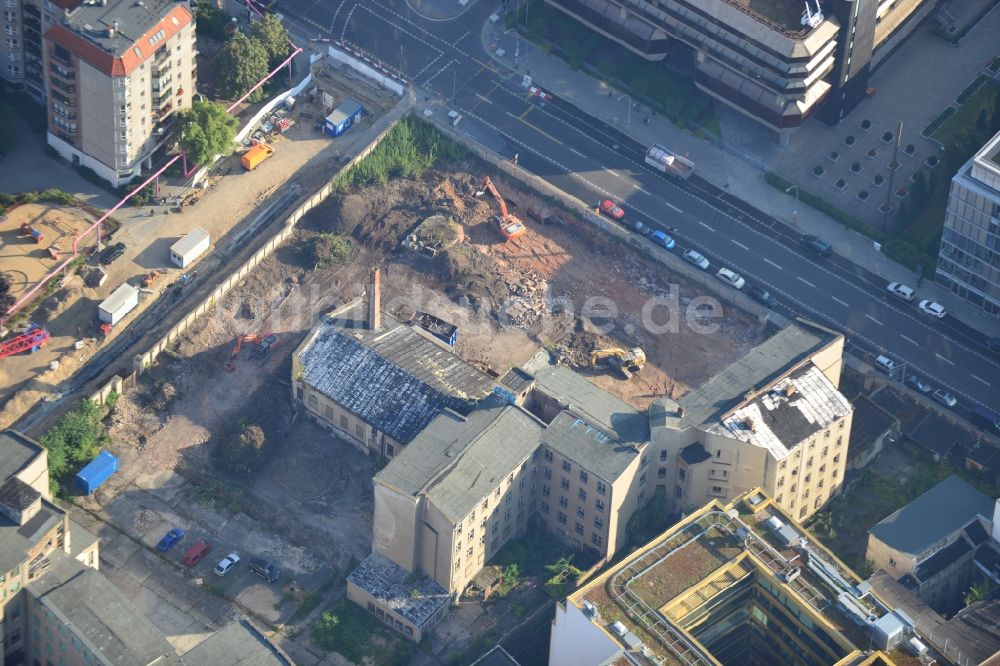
[214,14,292,104]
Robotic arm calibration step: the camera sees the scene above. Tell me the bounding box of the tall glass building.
[936,130,1000,319]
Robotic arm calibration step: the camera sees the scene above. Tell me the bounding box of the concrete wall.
[326,42,406,97]
[371,482,421,574]
[549,600,621,666]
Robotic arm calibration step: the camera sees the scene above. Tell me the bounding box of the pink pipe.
[226,46,303,113]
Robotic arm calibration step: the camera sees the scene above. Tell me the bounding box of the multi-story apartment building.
[0,429,292,666]
[935,129,1000,319]
[550,489,926,666]
[544,0,936,139]
[652,322,852,522]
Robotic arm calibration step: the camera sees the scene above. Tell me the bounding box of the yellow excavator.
[590,347,646,379]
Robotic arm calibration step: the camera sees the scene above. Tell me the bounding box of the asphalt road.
[273,0,1000,417]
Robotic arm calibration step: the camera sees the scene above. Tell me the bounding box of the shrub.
[217,423,267,477]
[309,233,351,271]
[40,399,110,496]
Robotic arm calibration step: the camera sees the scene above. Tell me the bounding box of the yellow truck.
[241,143,275,171]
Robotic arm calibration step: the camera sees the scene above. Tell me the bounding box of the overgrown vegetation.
[310,598,416,663]
[217,423,267,477]
[0,188,79,217]
[445,628,502,666]
[964,579,993,606]
[308,233,352,270]
[506,0,718,136]
[625,486,676,547]
[333,115,471,191]
[764,171,934,275]
[0,273,15,316]
[492,526,591,600]
[186,472,248,514]
[194,3,232,41]
[40,399,110,496]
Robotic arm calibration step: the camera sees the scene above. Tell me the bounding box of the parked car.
[213,552,241,577]
[99,242,127,265]
[748,285,774,306]
[629,219,647,235]
[799,235,832,257]
[599,199,625,221]
[932,388,957,408]
[683,249,710,270]
[249,558,281,583]
[715,267,746,289]
[182,540,212,567]
[987,337,1000,353]
[907,376,932,394]
[917,300,946,318]
[972,405,1000,434]
[873,354,899,374]
[650,230,676,250]
[156,528,184,553]
[886,282,916,301]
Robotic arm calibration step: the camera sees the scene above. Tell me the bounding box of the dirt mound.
[439,247,509,310]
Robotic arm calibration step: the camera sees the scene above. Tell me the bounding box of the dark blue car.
[157,528,184,552]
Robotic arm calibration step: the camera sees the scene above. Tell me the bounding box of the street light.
[618,94,631,125]
[785,185,799,220]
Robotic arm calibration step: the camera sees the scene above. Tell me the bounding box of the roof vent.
[582,600,597,618]
[610,621,628,638]
[784,384,797,397]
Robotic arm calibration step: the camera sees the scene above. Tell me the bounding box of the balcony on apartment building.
[49,61,73,82]
[3,0,17,10]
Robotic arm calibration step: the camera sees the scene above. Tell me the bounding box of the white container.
[169,227,210,268]
[98,284,139,325]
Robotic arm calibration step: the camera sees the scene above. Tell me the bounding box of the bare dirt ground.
[0,202,96,296]
[0,56,402,431]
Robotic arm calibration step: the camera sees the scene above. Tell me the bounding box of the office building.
[550,489,925,666]
[936,129,1000,319]
[543,0,936,139]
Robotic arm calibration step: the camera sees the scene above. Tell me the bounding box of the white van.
[873,355,898,374]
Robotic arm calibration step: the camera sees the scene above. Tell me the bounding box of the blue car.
[157,528,185,552]
[651,230,676,250]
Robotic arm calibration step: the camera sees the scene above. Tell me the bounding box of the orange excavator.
[477,177,526,241]
[224,332,263,371]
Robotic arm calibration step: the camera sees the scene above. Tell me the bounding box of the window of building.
[596,481,607,495]
[355,423,364,439]
[715,449,721,458]
[559,496,568,508]
[541,484,550,497]
[639,473,646,484]
[560,478,570,490]
[495,487,501,497]
[837,436,843,446]
[833,469,839,479]
[455,542,461,553]
[562,460,571,472]
[594,517,603,529]
[595,498,605,512]
[505,492,512,503]
[543,468,552,479]
[576,506,584,519]
[660,450,667,462]
[307,394,318,408]
[574,522,584,535]
[638,489,645,502]
[544,450,553,462]
[833,454,840,464]
[657,467,666,478]
[579,470,588,484]
[799,507,807,518]
[540,501,549,514]
[386,444,394,457]
[557,512,567,525]
[678,468,686,481]
[504,507,511,521]
[467,547,473,558]
[508,473,514,485]
[822,446,828,457]
[776,493,783,503]
[578,488,587,501]
[482,499,489,510]
[455,559,461,570]
[591,533,603,547]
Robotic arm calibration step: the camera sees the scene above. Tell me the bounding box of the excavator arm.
[481,177,509,220]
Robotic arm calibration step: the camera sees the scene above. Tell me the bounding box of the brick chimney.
[368,267,381,331]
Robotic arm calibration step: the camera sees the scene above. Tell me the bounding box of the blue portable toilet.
[323,98,364,138]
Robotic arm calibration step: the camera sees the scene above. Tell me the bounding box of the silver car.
[683,249,710,271]
[932,389,957,409]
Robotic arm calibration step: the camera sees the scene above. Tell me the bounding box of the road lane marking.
[831,296,850,307]
[570,148,584,157]
[697,220,714,231]
[475,93,492,104]
[731,240,749,250]
[603,168,623,178]
[633,184,650,194]
[764,258,782,270]
[971,374,990,386]
[504,111,563,145]
[797,277,816,288]
[900,334,918,345]
[519,107,533,120]
[935,353,955,366]
[865,314,883,326]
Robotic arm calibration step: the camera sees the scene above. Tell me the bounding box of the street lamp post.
[618,94,631,125]
[785,185,799,220]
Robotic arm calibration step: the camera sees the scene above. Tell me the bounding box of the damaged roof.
[298,314,494,444]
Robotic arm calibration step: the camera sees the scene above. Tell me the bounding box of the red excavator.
[477,177,526,241]
[224,333,262,371]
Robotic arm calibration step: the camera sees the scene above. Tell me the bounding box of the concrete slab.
[99,533,141,569]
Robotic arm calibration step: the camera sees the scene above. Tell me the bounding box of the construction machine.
[590,347,646,379]
[252,333,280,358]
[224,333,263,371]
[476,177,526,241]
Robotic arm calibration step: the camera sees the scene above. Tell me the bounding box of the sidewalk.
[479,20,1000,337]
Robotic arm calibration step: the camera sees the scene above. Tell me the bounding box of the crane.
[476,177,526,240]
[590,347,646,379]
[0,326,50,359]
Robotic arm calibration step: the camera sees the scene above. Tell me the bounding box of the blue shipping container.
[75,451,118,494]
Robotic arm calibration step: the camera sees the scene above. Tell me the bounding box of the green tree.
[214,31,269,103]
[251,14,290,67]
[40,399,109,494]
[175,100,239,167]
[0,273,15,315]
[195,3,230,41]
[0,103,16,155]
[964,580,992,606]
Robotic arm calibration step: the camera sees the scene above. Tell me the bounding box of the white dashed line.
[971,374,990,386]
[900,334,918,345]
[764,258,782,270]
[475,93,492,104]
[797,277,816,288]
[633,184,650,194]
[831,296,850,307]
[731,240,749,250]
[935,353,955,366]
[570,148,585,157]
[865,314,883,326]
[697,220,714,232]
[603,168,623,178]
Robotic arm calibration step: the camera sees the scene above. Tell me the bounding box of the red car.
[182,540,212,567]
[599,199,625,220]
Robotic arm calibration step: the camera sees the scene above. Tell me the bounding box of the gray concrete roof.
[180,619,293,665]
[678,324,832,427]
[63,0,183,58]
[868,475,995,559]
[0,499,64,574]
[525,356,649,445]
[298,313,494,444]
[0,430,44,484]
[68,519,100,561]
[542,411,640,481]
[28,549,174,665]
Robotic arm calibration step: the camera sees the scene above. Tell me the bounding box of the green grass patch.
[763,171,934,274]
[185,472,248,514]
[291,593,321,622]
[507,0,718,136]
[933,83,999,146]
[310,598,416,663]
[307,232,352,271]
[921,106,956,138]
[333,114,471,191]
